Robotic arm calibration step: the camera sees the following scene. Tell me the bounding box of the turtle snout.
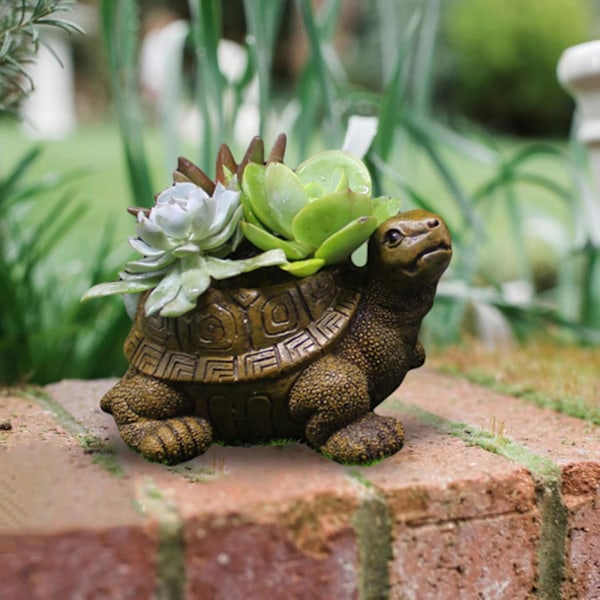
[396,211,445,239]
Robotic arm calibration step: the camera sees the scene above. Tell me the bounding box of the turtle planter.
[100,209,451,465]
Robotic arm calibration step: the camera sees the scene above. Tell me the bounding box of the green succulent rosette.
[240,150,401,276]
[82,181,286,317]
[83,136,401,318]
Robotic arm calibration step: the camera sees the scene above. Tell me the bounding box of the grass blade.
[374,8,421,162]
[100,0,154,205]
[243,0,285,138]
[294,0,342,144]
[188,0,224,171]
[412,0,441,118]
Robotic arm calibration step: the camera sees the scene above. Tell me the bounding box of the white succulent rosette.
[83,181,286,317]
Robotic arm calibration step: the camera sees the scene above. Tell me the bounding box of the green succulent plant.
[240,150,402,276]
[82,181,286,317]
[83,137,400,318]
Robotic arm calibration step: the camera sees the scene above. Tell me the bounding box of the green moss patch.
[429,341,600,424]
[20,386,124,477]
[168,459,225,483]
[138,478,185,599]
[395,400,567,600]
[347,471,392,600]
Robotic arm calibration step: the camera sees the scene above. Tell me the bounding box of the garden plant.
[1,0,598,387]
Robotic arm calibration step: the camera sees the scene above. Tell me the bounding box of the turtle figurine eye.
[383,228,404,247]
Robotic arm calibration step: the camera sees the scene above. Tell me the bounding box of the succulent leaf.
[128,236,166,257]
[206,249,287,280]
[333,168,349,193]
[136,213,177,250]
[303,181,325,200]
[241,221,314,260]
[241,162,283,236]
[81,278,159,301]
[144,264,182,316]
[202,206,244,251]
[314,215,378,264]
[263,162,309,239]
[160,289,197,317]
[123,253,176,273]
[372,196,402,224]
[180,255,211,300]
[291,190,374,249]
[240,192,263,227]
[172,243,201,258]
[296,150,372,197]
[351,243,368,267]
[176,156,215,194]
[279,257,326,277]
[202,183,241,238]
[119,269,169,281]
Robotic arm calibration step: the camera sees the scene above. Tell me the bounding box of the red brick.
[45,378,116,440]
[396,370,600,469]
[561,463,600,599]
[355,412,539,598]
[133,446,362,599]
[391,514,537,599]
[39,374,600,599]
[45,377,543,599]
[1,528,156,600]
[185,517,357,600]
[47,381,363,599]
[0,394,158,599]
[393,369,600,599]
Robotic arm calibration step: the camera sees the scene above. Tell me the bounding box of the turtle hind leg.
[289,356,404,464]
[102,368,213,465]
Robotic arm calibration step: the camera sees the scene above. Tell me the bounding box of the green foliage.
[0,0,132,385]
[0,0,596,389]
[443,0,592,135]
[97,0,598,348]
[0,149,130,384]
[99,0,154,205]
[0,0,83,114]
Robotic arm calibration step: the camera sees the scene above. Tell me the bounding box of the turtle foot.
[122,416,213,465]
[320,413,404,465]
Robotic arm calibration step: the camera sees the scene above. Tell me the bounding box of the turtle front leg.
[101,368,213,464]
[289,356,404,464]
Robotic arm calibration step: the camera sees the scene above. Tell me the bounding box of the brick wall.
[1,370,599,599]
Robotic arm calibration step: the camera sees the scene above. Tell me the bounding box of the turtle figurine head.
[369,209,452,291]
[92,136,452,466]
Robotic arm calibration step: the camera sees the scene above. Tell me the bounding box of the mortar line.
[435,367,600,426]
[22,387,187,597]
[18,386,124,477]
[346,468,393,600]
[392,400,568,600]
[137,477,186,600]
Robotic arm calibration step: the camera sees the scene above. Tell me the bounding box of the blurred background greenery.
[1,0,599,385]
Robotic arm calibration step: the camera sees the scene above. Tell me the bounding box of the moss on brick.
[19,387,124,477]
[395,400,568,600]
[139,478,186,599]
[430,341,600,425]
[535,479,568,600]
[348,471,392,600]
[168,454,227,483]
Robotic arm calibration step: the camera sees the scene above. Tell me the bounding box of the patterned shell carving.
[124,268,363,383]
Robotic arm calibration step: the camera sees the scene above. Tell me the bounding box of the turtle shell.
[124,266,364,384]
